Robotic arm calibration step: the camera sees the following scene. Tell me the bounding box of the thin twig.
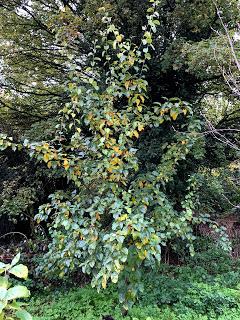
[0,232,28,241]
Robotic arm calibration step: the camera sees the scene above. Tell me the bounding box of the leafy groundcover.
[28,248,240,320]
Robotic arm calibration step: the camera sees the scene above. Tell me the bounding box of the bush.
[185,247,233,275]
[177,283,240,315]
[140,273,190,306]
[0,253,32,320]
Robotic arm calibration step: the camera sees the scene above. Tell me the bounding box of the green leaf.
[0,263,11,275]
[15,310,32,320]
[6,286,30,301]
[8,301,26,310]
[9,265,28,280]
[11,253,21,267]
[0,263,6,269]
[0,277,8,290]
[0,262,7,275]
[0,287,7,300]
[0,301,6,313]
[111,273,119,283]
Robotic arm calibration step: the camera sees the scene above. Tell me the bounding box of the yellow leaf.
[107,167,113,173]
[112,146,122,155]
[96,212,101,221]
[87,112,93,120]
[138,250,147,260]
[106,120,113,126]
[114,260,122,271]
[63,159,70,170]
[75,170,81,176]
[110,157,121,165]
[138,123,144,132]
[47,161,52,168]
[116,34,123,42]
[135,98,141,107]
[211,169,220,177]
[139,181,144,188]
[125,80,131,90]
[102,274,107,289]
[142,238,149,245]
[128,56,135,65]
[136,242,142,249]
[43,143,49,150]
[138,252,145,260]
[98,6,106,12]
[117,214,128,222]
[133,130,139,138]
[43,153,50,163]
[182,108,188,115]
[64,211,70,218]
[170,110,178,121]
[109,173,118,181]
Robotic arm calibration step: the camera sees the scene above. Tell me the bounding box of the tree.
[0,0,239,309]
[0,0,239,134]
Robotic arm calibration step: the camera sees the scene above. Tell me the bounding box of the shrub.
[140,273,190,306]
[176,283,240,315]
[0,253,32,320]
[185,247,233,275]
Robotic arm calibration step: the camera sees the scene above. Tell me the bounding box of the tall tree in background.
[0,0,240,135]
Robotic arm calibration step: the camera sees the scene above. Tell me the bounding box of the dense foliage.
[0,0,239,313]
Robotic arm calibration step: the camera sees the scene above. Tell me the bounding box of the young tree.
[0,0,239,309]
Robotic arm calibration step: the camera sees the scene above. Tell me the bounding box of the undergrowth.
[27,246,240,320]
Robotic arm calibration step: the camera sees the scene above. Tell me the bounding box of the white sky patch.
[233,32,240,42]
[16,0,33,18]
